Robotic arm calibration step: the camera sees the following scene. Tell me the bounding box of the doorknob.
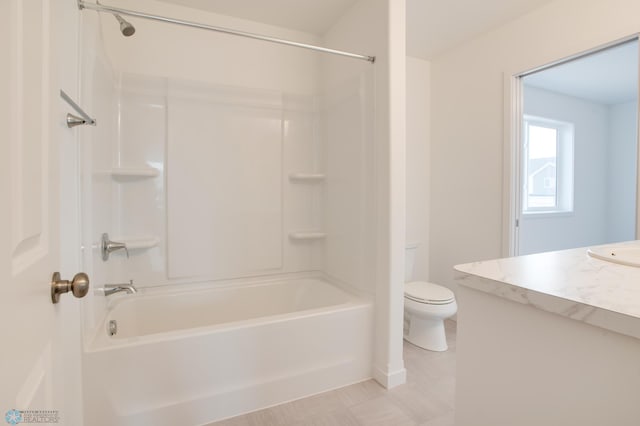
[51,272,90,304]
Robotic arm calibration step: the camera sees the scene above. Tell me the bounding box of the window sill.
[522,210,574,219]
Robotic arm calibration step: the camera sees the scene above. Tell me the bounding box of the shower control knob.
[50,272,90,304]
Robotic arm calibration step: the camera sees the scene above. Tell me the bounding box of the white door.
[1,1,83,425]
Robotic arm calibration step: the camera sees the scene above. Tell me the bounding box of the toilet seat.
[404,281,455,305]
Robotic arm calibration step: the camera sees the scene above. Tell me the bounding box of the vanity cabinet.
[455,242,640,426]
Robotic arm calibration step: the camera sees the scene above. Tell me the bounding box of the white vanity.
[454,241,640,426]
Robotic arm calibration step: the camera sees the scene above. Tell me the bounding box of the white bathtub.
[83,277,373,426]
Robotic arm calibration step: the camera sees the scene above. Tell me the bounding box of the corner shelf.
[110,167,160,180]
[288,173,326,183]
[288,232,326,241]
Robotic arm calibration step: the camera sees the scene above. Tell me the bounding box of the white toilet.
[404,244,457,351]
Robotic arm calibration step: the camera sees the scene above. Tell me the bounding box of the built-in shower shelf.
[288,173,326,183]
[110,167,160,179]
[111,235,159,250]
[288,232,326,241]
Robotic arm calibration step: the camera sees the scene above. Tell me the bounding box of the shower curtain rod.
[77,0,376,63]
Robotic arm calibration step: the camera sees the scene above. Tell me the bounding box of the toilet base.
[404,314,448,352]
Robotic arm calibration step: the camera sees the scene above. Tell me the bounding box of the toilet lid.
[405,281,455,305]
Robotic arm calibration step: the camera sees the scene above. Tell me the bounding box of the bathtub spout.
[104,280,137,296]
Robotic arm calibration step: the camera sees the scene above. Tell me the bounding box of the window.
[522,116,574,214]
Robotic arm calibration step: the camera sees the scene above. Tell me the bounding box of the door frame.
[502,33,640,257]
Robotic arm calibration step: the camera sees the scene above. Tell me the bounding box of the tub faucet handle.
[101,233,129,261]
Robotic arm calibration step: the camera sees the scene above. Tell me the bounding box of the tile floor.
[211,320,456,426]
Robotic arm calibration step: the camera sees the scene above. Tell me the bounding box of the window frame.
[521,115,574,216]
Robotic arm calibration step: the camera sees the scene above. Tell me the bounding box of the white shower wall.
[167,83,318,280]
[111,75,167,283]
[108,74,327,285]
[321,71,375,292]
[84,0,376,292]
[79,10,118,333]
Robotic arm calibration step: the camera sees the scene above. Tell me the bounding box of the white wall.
[519,86,609,255]
[608,100,637,241]
[101,0,320,94]
[406,56,431,280]
[430,0,640,292]
[323,0,407,388]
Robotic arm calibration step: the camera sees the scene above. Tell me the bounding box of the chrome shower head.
[114,14,135,37]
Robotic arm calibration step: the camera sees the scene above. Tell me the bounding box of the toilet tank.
[405,243,419,282]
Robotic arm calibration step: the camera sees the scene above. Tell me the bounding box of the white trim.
[636,42,640,240]
[521,211,574,220]
[518,33,640,78]
[521,116,574,216]
[372,365,407,389]
[502,73,521,258]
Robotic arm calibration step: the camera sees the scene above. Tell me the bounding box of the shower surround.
[77,0,400,423]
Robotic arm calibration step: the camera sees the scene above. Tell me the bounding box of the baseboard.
[372,365,407,389]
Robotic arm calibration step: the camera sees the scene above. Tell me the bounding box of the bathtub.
[83,277,374,426]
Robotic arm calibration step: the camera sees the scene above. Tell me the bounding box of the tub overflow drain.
[108,320,118,336]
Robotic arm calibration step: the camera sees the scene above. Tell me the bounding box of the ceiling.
[156,0,557,60]
[154,0,359,35]
[524,40,638,105]
[406,0,556,59]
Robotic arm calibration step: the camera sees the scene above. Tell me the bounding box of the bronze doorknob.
[51,272,90,304]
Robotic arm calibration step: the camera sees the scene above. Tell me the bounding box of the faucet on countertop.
[103,280,137,296]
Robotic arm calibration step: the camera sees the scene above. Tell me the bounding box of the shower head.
[114,14,135,37]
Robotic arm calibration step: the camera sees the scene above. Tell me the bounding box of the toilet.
[404,243,457,351]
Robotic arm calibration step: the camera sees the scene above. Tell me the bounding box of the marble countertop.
[455,240,640,340]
